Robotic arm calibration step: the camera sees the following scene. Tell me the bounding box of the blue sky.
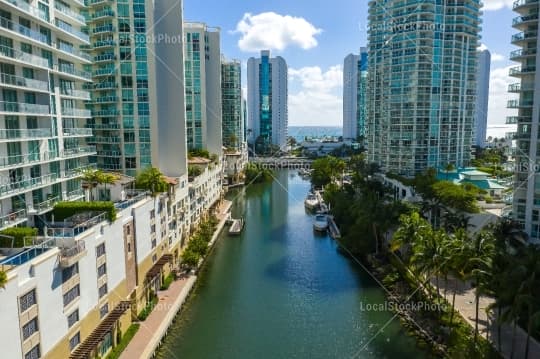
[184,0,517,137]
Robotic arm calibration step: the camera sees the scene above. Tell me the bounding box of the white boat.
[304,193,319,210]
[228,217,245,235]
[313,214,328,232]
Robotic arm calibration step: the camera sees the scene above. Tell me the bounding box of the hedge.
[0,227,38,248]
[104,324,140,359]
[53,201,117,222]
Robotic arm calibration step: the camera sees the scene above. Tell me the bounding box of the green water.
[157,171,429,359]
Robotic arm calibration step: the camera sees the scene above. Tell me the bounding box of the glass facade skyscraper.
[343,47,368,141]
[509,0,540,240]
[367,0,481,176]
[86,0,151,177]
[221,58,244,150]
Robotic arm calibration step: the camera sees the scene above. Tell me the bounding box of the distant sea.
[289,126,342,142]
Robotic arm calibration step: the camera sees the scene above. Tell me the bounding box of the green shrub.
[53,201,117,222]
[0,227,38,247]
[160,273,174,290]
[105,324,140,359]
[137,295,157,321]
[188,165,203,178]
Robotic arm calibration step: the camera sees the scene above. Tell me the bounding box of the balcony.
[0,15,48,44]
[46,211,107,239]
[92,24,115,35]
[509,66,536,76]
[0,209,27,231]
[92,96,118,104]
[2,0,49,22]
[93,39,116,49]
[0,173,59,198]
[0,101,50,115]
[510,48,537,60]
[62,108,91,118]
[90,136,121,143]
[0,73,49,92]
[507,99,534,108]
[93,53,116,63]
[93,67,116,77]
[54,19,90,43]
[0,152,56,169]
[92,109,120,117]
[87,123,120,130]
[0,128,52,141]
[63,128,93,137]
[55,64,92,81]
[65,189,84,201]
[511,31,537,44]
[60,89,91,100]
[513,13,539,27]
[513,0,539,10]
[0,44,49,68]
[54,2,86,24]
[86,0,113,6]
[63,145,96,157]
[59,241,87,268]
[90,9,114,21]
[57,42,92,62]
[27,196,61,215]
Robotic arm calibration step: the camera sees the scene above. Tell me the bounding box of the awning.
[70,301,131,359]
[145,254,173,280]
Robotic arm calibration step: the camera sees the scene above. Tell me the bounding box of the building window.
[62,263,79,282]
[22,317,39,340]
[69,332,80,351]
[98,283,108,299]
[24,345,40,359]
[100,303,109,318]
[19,289,37,313]
[63,285,80,307]
[96,243,106,258]
[97,263,107,278]
[67,309,79,328]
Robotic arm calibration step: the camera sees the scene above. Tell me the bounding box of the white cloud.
[491,53,505,62]
[482,0,514,11]
[234,12,322,52]
[288,66,343,126]
[488,65,517,126]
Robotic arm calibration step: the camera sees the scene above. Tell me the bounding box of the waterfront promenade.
[120,200,232,359]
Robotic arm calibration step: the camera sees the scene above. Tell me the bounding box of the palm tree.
[100,172,119,201]
[135,167,168,197]
[464,231,495,344]
[79,168,104,201]
[443,162,455,180]
[448,228,469,325]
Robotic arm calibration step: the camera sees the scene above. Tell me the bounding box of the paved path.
[438,278,540,359]
[120,276,196,359]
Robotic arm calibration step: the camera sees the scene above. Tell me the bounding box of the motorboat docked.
[304,193,319,210]
[313,214,328,232]
[319,202,329,214]
[228,217,245,235]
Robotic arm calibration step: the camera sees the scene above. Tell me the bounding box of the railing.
[92,96,118,103]
[87,123,120,130]
[3,0,49,22]
[94,53,116,62]
[0,209,27,230]
[91,9,114,20]
[29,196,60,213]
[63,146,96,157]
[65,189,84,201]
[91,109,120,117]
[0,128,52,140]
[513,13,539,26]
[55,64,92,80]
[0,72,49,91]
[0,101,50,115]
[511,31,537,42]
[513,0,539,9]
[60,241,85,260]
[55,2,86,23]
[93,39,116,48]
[509,66,536,75]
[0,44,49,67]
[61,89,91,99]
[93,67,116,76]
[0,151,57,169]
[62,108,92,117]
[54,19,90,43]
[57,42,92,61]
[0,15,49,44]
[92,24,115,34]
[114,191,148,210]
[0,174,58,197]
[63,128,93,136]
[46,212,107,238]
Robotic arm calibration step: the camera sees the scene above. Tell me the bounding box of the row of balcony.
[0,44,49,68]
[0,72,49,92]
[0,147,96,169]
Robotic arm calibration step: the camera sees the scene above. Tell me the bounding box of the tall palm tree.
[464,230,495,344]
[79,168,104,201]
[448,228,469,325]
[391,211,431,264]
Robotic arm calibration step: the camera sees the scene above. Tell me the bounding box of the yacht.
[304,193,319,210]
[313,214,328,232]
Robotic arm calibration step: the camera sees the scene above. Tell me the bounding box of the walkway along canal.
[156,170,430,359]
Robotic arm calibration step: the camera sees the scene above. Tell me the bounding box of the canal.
[157,171,429,359]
